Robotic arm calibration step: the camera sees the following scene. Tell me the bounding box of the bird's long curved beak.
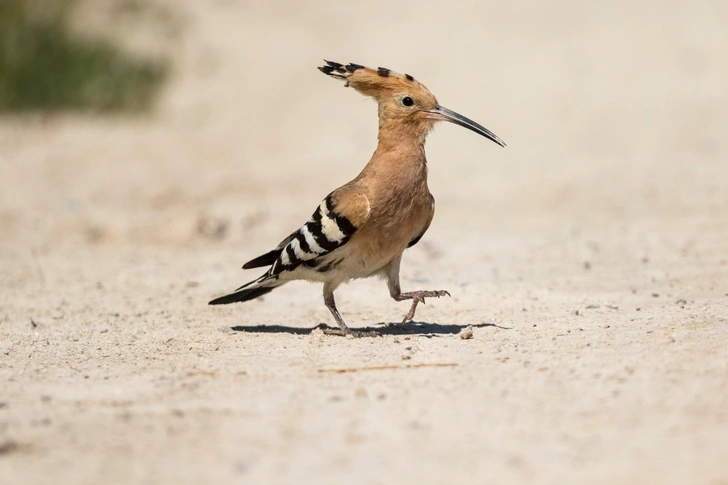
[426,105,506,147]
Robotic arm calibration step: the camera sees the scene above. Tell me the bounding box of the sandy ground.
[2,1,728,483]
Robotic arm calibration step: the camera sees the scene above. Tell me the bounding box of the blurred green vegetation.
[0,0,168,113]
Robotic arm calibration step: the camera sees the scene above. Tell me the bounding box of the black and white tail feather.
[208,193,359,305]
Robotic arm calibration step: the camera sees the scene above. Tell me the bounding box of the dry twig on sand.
[318,363,458,373]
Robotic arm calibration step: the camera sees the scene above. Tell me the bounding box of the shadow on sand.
[230,321,510,337]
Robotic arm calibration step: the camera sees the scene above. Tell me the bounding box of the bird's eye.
[402,96,414,107]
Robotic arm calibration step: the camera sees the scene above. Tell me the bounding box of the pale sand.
[1,1,727,483]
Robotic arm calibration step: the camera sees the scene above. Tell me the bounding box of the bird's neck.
[373,119,428,162]
[360,121,430,189]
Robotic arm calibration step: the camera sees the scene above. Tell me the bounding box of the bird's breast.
[347,187,433,273]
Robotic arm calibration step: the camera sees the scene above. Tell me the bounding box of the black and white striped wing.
[267,192,368,276]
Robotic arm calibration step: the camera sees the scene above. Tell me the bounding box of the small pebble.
[459,325,474,340]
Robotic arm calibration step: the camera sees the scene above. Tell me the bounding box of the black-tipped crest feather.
[319,60,365,80]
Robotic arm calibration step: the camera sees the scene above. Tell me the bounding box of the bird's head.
[319,60,505,147]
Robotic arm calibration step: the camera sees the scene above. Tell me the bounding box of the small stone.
[459,325,474,340]
[401,355,412,360]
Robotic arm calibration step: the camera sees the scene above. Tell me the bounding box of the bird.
[209,60,505,337]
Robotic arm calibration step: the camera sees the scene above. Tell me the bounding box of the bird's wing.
[407,195,435,248]
[244,189,371,277]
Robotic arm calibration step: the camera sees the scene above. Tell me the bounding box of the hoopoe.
[209,60,505,337]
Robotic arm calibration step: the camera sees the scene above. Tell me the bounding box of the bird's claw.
[399,289,451,324]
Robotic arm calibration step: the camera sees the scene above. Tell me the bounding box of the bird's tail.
[208,273,284,305]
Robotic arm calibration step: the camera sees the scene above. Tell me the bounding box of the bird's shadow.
[230,321,510,337]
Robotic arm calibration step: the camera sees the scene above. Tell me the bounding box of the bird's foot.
[321,325,379,338]
[397,290,451,324]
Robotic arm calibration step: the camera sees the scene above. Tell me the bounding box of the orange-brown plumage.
[209,60,505,336]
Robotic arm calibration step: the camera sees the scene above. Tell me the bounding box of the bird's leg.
[322,284,378,338]
[385,256,450,325]
[322,291,351,336]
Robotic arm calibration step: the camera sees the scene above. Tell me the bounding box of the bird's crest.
[318,60,429,101]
